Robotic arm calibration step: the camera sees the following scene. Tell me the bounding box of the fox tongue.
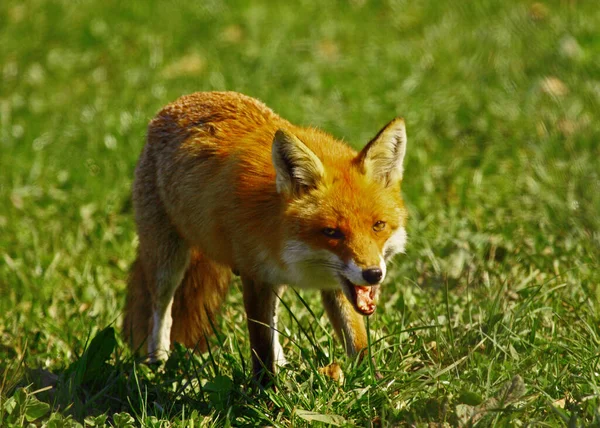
[354,285,376,315]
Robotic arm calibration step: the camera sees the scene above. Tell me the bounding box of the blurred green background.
[1,0,599,425]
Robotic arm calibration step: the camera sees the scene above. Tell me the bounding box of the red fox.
[123,91,408,384]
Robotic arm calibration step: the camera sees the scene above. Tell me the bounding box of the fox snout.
[362,267,383,285]
[341,259,386,287]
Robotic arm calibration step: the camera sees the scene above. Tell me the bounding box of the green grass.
[1,0,599,425]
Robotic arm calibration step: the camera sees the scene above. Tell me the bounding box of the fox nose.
[362,267,383,285]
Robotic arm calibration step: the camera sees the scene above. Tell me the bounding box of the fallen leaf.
[318,362,344,384]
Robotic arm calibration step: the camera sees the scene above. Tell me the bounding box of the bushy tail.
[123,249,231,355]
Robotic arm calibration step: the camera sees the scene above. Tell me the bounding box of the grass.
[1,0,599,425]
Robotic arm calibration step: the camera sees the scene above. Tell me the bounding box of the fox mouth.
[339,276,379,316]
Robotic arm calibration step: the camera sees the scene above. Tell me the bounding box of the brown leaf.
[318,362,344,384]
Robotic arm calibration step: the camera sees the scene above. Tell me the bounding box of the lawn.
[1,0,599,425]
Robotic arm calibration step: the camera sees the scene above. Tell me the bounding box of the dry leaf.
[318,362,344,384]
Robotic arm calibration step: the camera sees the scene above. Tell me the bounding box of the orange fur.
[123,91,408,385]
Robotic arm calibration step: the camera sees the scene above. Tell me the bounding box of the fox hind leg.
[135,208,190,362]
[146,234,190,362]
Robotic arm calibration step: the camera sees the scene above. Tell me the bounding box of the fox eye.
[373,221,386,232]
[322,227,345,239]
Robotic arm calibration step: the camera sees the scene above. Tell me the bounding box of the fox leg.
[133,148,192,362]
[140,229,190,362]
[321,290,368,357]
[242,277,286,385]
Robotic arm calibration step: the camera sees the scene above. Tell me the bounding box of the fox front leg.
[242,278,286,387]
[321,290,368,357]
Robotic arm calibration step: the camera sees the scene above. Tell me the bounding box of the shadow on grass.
[3,327,276,426]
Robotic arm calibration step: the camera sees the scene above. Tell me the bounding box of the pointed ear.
[356,118,407,186]
[272,129,325,196]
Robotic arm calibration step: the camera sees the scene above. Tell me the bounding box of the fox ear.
[357,118,407,187]
[272,129,325,196]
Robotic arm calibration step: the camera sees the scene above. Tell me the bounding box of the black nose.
[362,267,383,285]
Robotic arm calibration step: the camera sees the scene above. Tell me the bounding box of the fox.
[123,91,408,385]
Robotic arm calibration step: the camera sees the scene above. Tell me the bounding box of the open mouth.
[339,276,380,316]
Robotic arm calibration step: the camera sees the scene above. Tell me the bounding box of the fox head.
[272,119,408,315]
